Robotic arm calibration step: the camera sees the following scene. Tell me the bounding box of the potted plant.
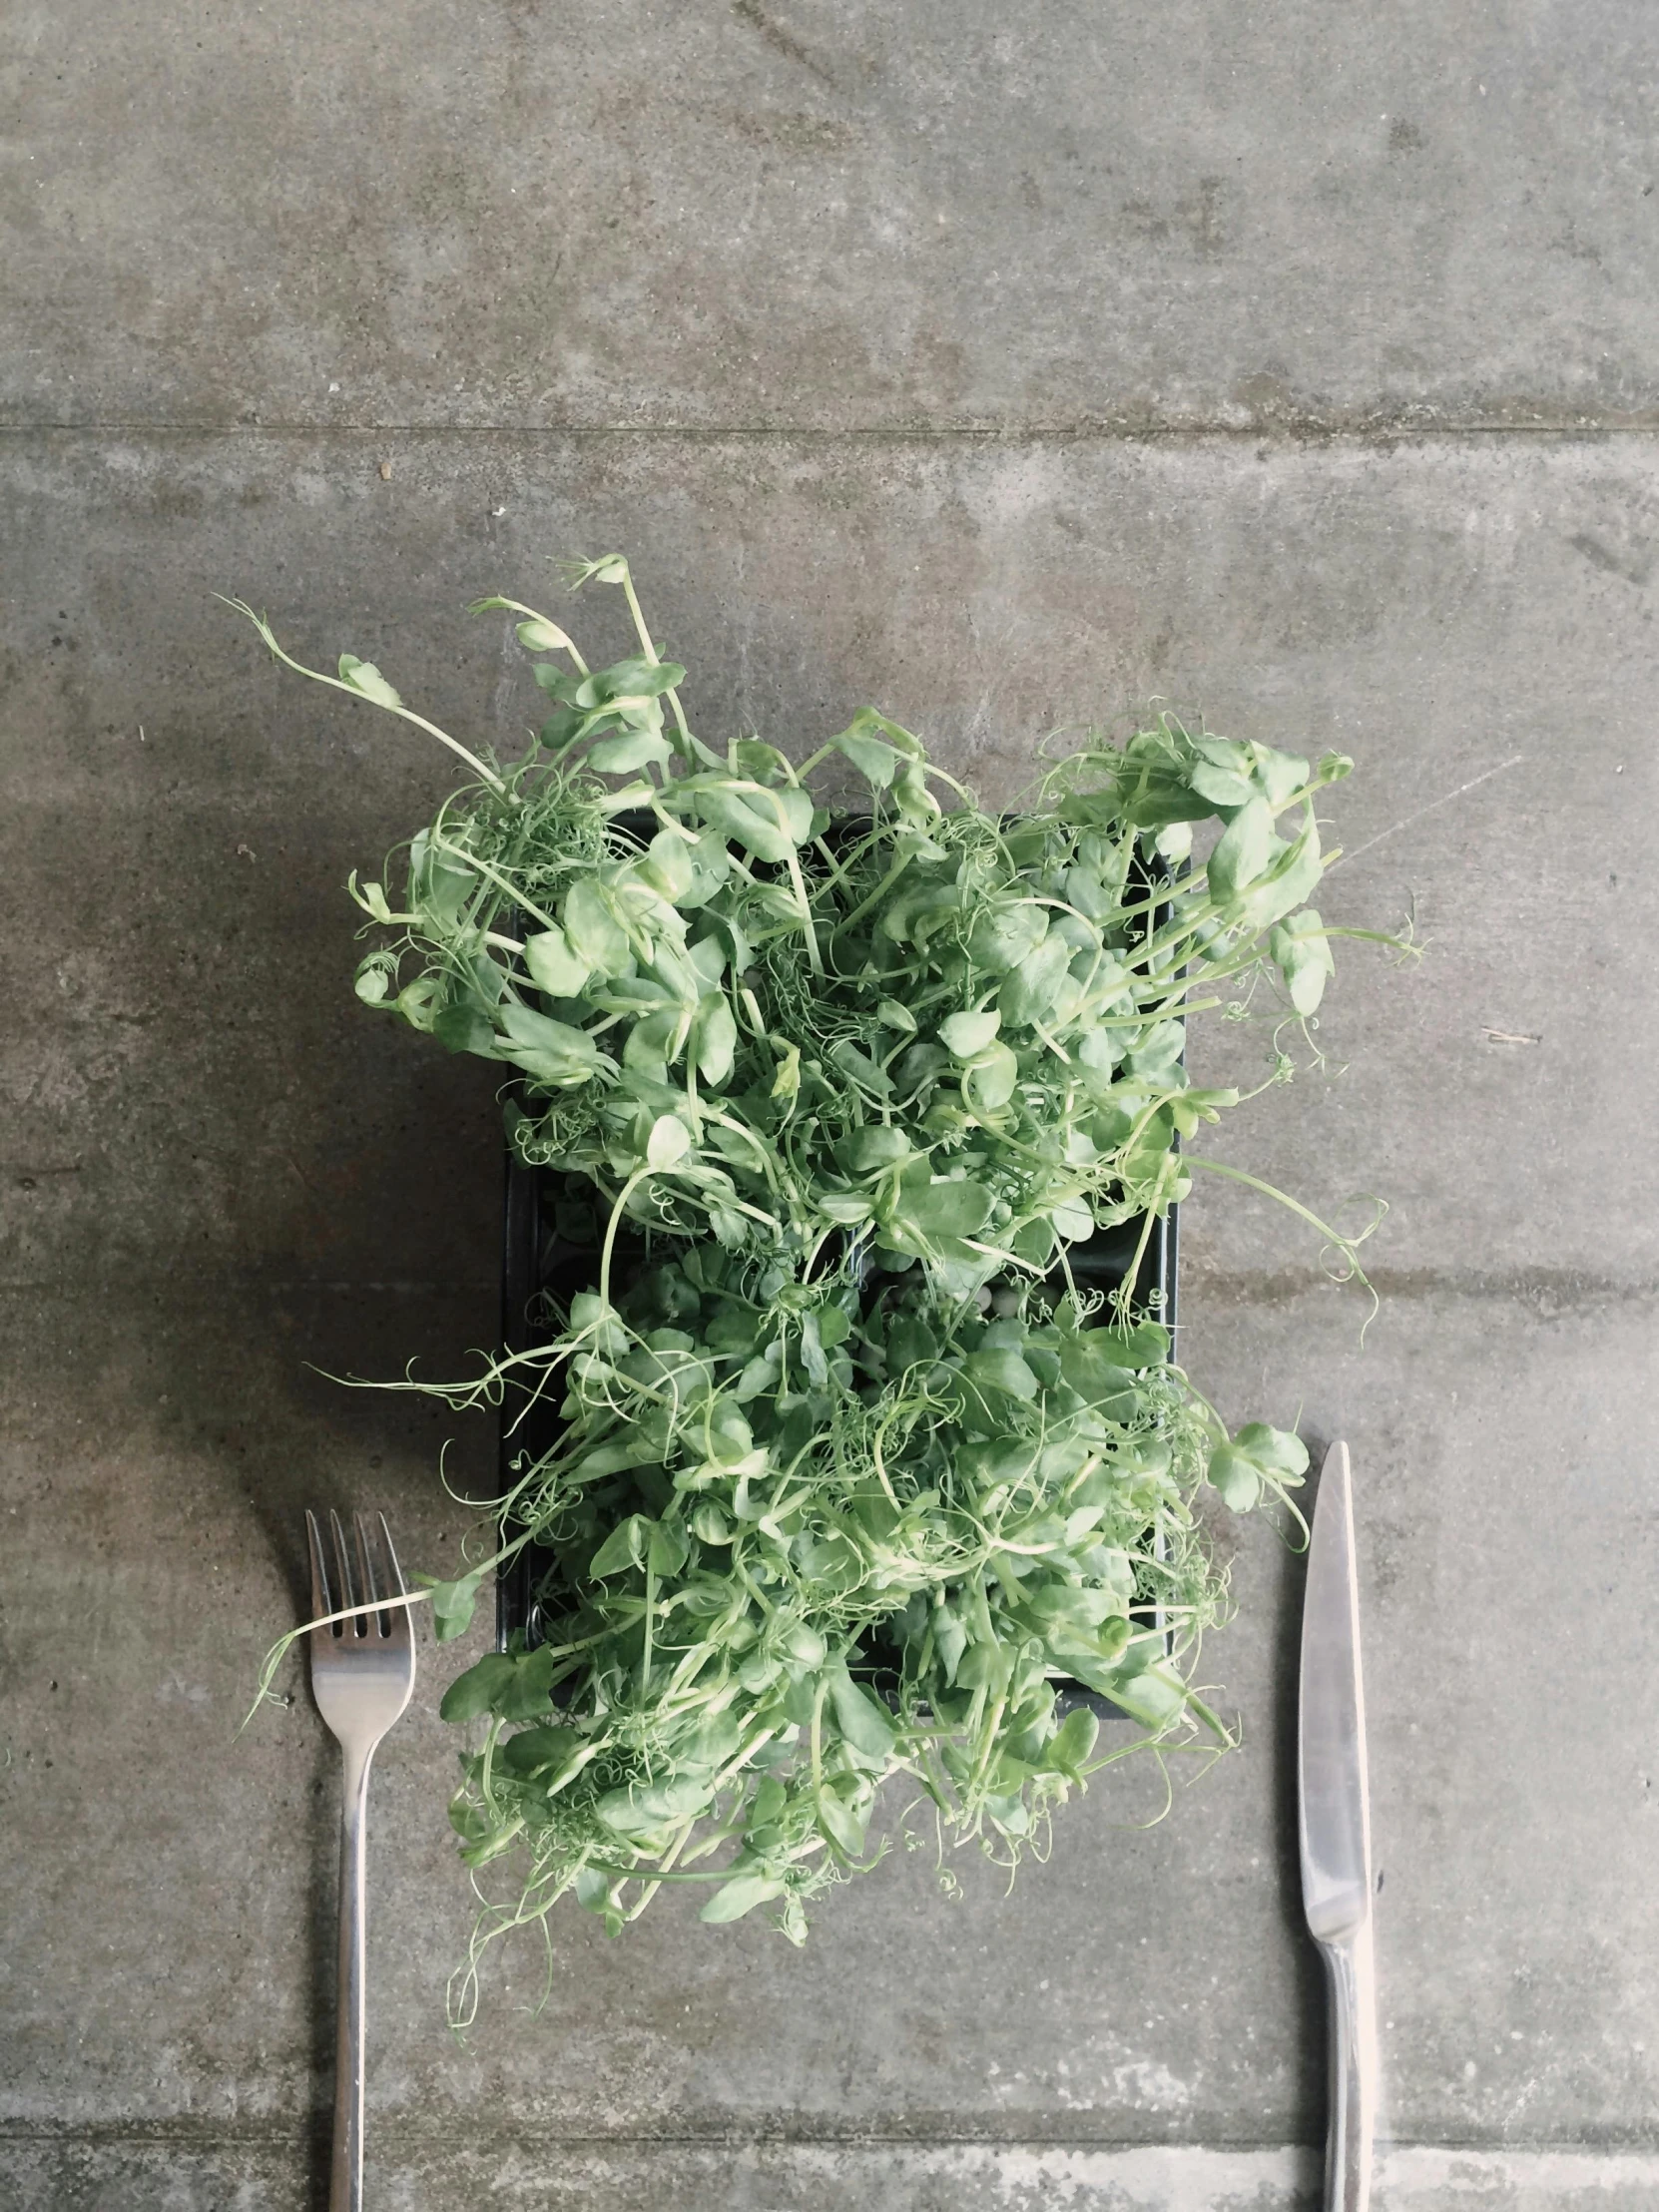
[233,556,1391,2019]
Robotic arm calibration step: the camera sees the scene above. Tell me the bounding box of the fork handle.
[331,1741,373,2212]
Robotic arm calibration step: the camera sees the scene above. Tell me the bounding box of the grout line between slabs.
[7,419,1659,444]
[4,2125,1657,2154]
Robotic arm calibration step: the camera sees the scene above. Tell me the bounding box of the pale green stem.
[829,846,916,942]
[221,599,513,797]
[599,1168,650,1314]
[427,831,560,932]
[1182,1154,1371,1261]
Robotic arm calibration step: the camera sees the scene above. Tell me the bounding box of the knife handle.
[1318,1921,1378,2212]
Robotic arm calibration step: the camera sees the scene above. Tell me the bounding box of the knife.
[1298,1439,1378,2212]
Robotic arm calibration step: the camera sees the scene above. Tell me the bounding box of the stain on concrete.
[1568,530,1653,586]
[731,0,839,91]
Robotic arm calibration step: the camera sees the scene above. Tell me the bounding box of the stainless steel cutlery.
[1298,1441,1379,2212]
[292,1458,1370,2209]
[305,1510,416,2212]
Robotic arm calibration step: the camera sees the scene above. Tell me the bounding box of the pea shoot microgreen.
[233,559,1403,2021]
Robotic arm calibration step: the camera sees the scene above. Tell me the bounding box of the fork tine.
[355,1511,397,1640]
[305,1509,332,1622]
[353,1511,380,1626]
[329,1509,358,1637]
[377,1514,407,1598]
[373,1513,412,1647]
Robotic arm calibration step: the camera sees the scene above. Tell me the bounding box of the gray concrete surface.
[10,2,1659,434]
[4,7,1658,2209]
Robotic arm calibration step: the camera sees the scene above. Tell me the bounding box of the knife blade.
[1298,1439,1378,2212]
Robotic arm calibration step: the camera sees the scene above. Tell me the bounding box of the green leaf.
[1063,865,1116,923]
[831,730,899,787]
[834,1125,911,1177]
[1212,1424,1309,1512]
[691,1501,734,1544]
[819,1191,872,1225]
[815,1304,851,1349]
[997,934,1071,1027]
[875,998,917,1034]
[1208,1444,1262,1510]
[1237,824,1324,930]
[1207,796,1275,901]
[956,1639,1012,1694]
[1107,1320,1171,1368]
[1010,1217,1056,1267]
[515,616,576,654]
[470,597,577,653]
[416,1565,487,1643]
[494,1001,603,1087]
[892,758,939,825]
[498,1723,582,1778]
[967,901,1049,974]
[587,726,675,775]
[1045,1706,1100,1778]
[647,1518,691,1576]
[1269,907,1337,1014]
[828,1038,892,1096]
[537,706,587,752]
[1094,1654,1189,1730]
[826,1668,898,1757]
[963,1042,1019,1114]
[597,1775,713,1836]
[770,1043,801,1100]
[624,1006,684,1075]
[495,1643,559,1722]
[700,1872,788,1923]
[1058,1336,1143,1414]
[1075,1031,1120,1082]
[1209,1421,1311,1512]
[939,1010,1001,1058]
[574,656,686,708]
[569,1292,629,1355]
[353,952,397,1005]
[350,873,398,924]
[817,1788,870,1857]
[633,830,696,902]
[561,878,629,972]
[694,995,737,1086]
[646,1115,692,1170]
[665,778,812,863]
[1251,741,1313,807]
[1049,1195,1095,1244]
[590,1514,653,1577]
[893,1178,992,1239]
[1186,756,1257,810]
[1124,1021,1186,1085]
[522,926,592,999]
[438,1652,517,1722]
[337,653,403,710]
[433,1001,495,1056]
[563,553,631,588]
[679,837,731,909]
[533,663,584,704]
[961,1349,1040,1401]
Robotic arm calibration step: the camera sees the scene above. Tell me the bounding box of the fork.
[306,1511,416,2212]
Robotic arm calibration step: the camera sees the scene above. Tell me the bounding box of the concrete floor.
[3,7,1657,2209]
